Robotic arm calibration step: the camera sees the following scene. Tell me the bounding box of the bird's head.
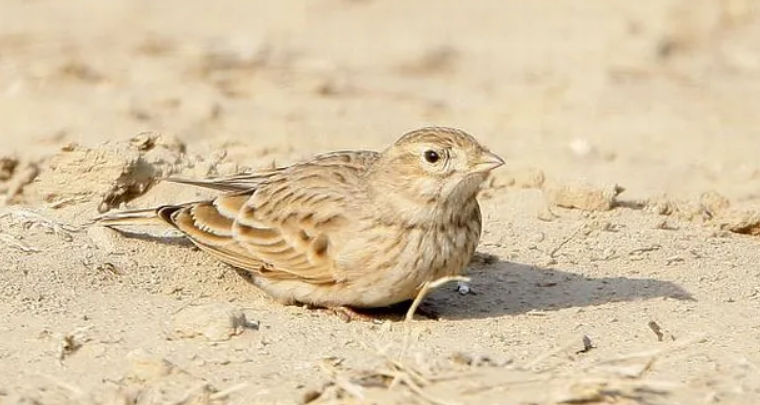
[367,127,504,213]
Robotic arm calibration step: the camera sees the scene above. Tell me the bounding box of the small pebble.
[172,302,256,342]
[456,281,471,295]
[127,349,175,381]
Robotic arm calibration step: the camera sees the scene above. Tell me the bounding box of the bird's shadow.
[420,252,694,320]
[101,228,693,321]
[102,228,195,247]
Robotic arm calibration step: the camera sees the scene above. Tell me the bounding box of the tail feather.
[94,173,263,230]
[165,171,278,192]
[94,206,174,227]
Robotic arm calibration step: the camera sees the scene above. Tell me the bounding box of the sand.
[1,0,760,404]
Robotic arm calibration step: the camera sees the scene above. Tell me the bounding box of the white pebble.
[456,281,471,295]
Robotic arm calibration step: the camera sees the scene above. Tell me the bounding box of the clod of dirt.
[55,325,93,362]
[644,190,730,222]
[197,37,272,77]
[700,190,731,215]
[127,349,177,381]
[449,351,512,367]
[171,302,255,342]
[396,45,459,75]
[86,225,122,254]
[645,197,708,221]
[543,180,624,211]
[641,191,760,236]
[313,76,356,97]
[714,209,760,236]
[124,348,224,405]
[500,167,546,189]
[34,133,189,212]
[0,156,18,181]
[130,132,186,154]
[58,60,106,84]
[0,155,40,204]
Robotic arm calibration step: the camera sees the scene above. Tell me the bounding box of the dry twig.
[405,276,470,322]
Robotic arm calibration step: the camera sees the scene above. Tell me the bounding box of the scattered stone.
[127,349,176,381]
[450,351,512,367]
[543,180,624,211]
[648,320,664,342]
[639,191,760,237]
[500,167,546,189]
[4,162,39,203]
[568,138,595,157]
[455,281,471,295]
[0,156,18,181]
[714,208,760,236]
[644,193,720,222]
[536,203,558,222]
[123,351,222,405]
[55,325,93,362]
[58,60,106,83]
[396,45,459,75]
[0,155,39,204]
[576,334,595,354]
[654,219,678,230]
[700,190,730,215]
[641,191,736,237]
[172,302,256,342]
[86,225,122,253]
[314,76,355,97]
[197,36,272,77]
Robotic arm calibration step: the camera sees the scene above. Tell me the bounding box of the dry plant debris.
[405,276,470,322]
[304,335,705,405]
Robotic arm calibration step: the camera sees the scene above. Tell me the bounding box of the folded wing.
[160,151,379,284]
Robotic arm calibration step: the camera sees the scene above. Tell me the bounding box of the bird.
[96,127,504,311]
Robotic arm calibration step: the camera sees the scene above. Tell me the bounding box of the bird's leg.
[389,301,440,320]
[302,304,377,323]
[411,303,440,320]
[328,306,377,323]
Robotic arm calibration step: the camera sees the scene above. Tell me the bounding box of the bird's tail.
[93,207,168,227]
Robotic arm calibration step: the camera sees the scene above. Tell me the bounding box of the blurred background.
[2,4,760,402]
[1,0,759,200]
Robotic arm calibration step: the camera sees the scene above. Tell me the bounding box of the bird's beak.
[470,151,505,173]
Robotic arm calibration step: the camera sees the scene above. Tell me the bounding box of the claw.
[329,306,378,323]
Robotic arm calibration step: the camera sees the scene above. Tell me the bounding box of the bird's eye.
[423,150,440,164]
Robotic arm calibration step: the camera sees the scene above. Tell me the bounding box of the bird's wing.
[164,169,282,192]
[163,150,379,192]
[155,150,379,284]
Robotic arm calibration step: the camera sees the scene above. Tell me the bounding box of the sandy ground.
[1,0,760,404]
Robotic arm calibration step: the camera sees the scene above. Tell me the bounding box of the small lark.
[97,127,504,310]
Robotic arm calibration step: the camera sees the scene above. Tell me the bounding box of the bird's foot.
[329,306,378,323]
[390,301,440,320]
[304,304,378,323]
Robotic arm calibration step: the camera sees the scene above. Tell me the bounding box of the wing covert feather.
[164,150,379,285]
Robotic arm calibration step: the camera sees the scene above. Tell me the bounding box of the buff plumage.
[96,127,504,309]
